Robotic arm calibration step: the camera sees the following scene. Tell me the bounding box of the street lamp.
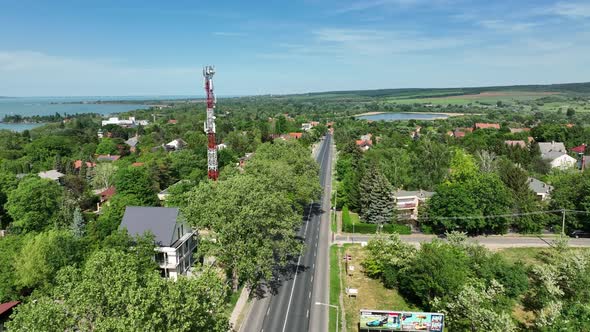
[315,302,339,332]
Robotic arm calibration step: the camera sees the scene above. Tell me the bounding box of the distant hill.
[292,82,590,99]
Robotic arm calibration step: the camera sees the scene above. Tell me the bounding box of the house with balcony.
[394,189,434,220]
[119,206,198,280]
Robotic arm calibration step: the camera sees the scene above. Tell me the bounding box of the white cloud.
[550,1,590,19]
[478,19,538,32]
[213,32,247,37]
[0,51,197,96]
[334,0,420,14]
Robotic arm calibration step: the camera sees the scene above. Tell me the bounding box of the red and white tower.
[203,65,218,180]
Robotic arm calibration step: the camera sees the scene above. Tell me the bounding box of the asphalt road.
[240,134,332,332]
[334,233,590,248]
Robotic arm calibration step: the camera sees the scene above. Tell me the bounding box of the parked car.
[570,230,590,238]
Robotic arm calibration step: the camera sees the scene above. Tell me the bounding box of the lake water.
[0,96,203,131]
[357,112,451,121]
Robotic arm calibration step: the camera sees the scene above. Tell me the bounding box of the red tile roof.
[74,160,97,169]
[131,162,145,167]
[99,186,116,202]
[0,301,19,316]
[288,132,302,139]
[571,144,586,154]
[474,123,500,130]
[168,119,178,124]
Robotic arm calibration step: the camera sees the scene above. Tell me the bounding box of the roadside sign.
[359,309,444,331]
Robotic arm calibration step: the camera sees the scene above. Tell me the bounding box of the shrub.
[341,206,411,234]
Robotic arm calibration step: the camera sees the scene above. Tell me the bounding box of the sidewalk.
[228,286,250,331]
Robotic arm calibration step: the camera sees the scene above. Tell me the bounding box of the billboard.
[359,310,444,331]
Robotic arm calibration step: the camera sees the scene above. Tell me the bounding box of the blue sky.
[1,0,589,96]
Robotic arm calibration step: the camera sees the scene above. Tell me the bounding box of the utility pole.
[562,209,566,235]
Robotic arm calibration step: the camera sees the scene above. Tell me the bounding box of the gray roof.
[539,142,566,155]
[528,177,553,195]
[541,151,567,161]
[394,189,434,199]
[38,169,65,181]
[125,136,139,147]
[119,207,180,247]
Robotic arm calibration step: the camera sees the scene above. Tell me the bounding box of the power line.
[420,209,590,221]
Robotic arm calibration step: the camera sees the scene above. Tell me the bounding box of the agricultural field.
[385,91,562,106]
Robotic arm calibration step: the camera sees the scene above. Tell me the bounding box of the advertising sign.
[359,309,444,331]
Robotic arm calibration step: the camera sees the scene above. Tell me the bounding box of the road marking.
[309,291,312,299]
[311,275,314,283]
[281,203,313,332]
[307,309,310,318]
[266,307,270,316]
[313,263,315,269]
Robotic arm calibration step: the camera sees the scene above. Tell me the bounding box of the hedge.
[341,205,411,235]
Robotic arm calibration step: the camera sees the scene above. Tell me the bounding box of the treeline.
[2,112,101,123]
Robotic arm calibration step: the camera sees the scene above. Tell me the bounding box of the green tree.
[0,171,18,228]
[432,280,516,332]
[71,207,85,237]
[184,175,302,291]
[114,166,158,205]
[362,234,416,282]
[0,235,24,302]
[6,177,64,233]
[398,241,472,309]
[8,249,229,332]
[15,230,83,291]
[359,163,395,226]
[91,163,118,189]
[95,138,119,155]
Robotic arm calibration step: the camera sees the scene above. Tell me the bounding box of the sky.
[1,0,590,96]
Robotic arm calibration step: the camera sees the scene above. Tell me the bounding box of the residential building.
[38,169,65,182]
[217,143,227,150]
[301,123,314,131]
[0,301,19,332]
[360,133,373,141]
[168,119,178,125]
[131,162,144,167]
[571,144,586,154]
[394,189,434,220]
[97,154,121,162]
[94,186,116,212]
[74,160,96,170]
[125,136,139,153]
[238,152,254,169]
[356,139,372,151]
[165,138,187,151]
[509,128,531,134]
[539,141,577,169]
[505,140,527,148]
[119,207,198,280]
[474,123,500,130]
[528,177,553,201]
[101,116,144,127]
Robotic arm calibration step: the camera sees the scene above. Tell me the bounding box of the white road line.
[311,276,314,283]
[307,309,310,318]
[266,307,270,316]
[309,291,312,299]
[281,203,313,332]
[313,263,315,269]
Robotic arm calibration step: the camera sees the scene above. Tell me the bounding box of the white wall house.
[539,141,577,169]
[119,206,197,280]
[394,190,434,220]
[101,116,149,128]
[527,177,553,201]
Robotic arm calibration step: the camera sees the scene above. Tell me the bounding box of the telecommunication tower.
[203,65,218,180]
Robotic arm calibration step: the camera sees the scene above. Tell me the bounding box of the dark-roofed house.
[528,177,553,201]
[119,206,197,280]
[125,136,139,153]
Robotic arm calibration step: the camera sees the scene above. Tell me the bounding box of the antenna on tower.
[203,65,219,180]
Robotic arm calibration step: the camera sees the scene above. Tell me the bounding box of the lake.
[357,112,453,121]
[0,96,196,131]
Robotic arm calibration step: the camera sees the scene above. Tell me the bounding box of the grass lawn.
[331,244,418,332]
[498,247,590,266]
[329,245,341,332]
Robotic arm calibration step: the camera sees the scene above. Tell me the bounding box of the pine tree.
[360,163,395,226]
[71,207,85,237]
